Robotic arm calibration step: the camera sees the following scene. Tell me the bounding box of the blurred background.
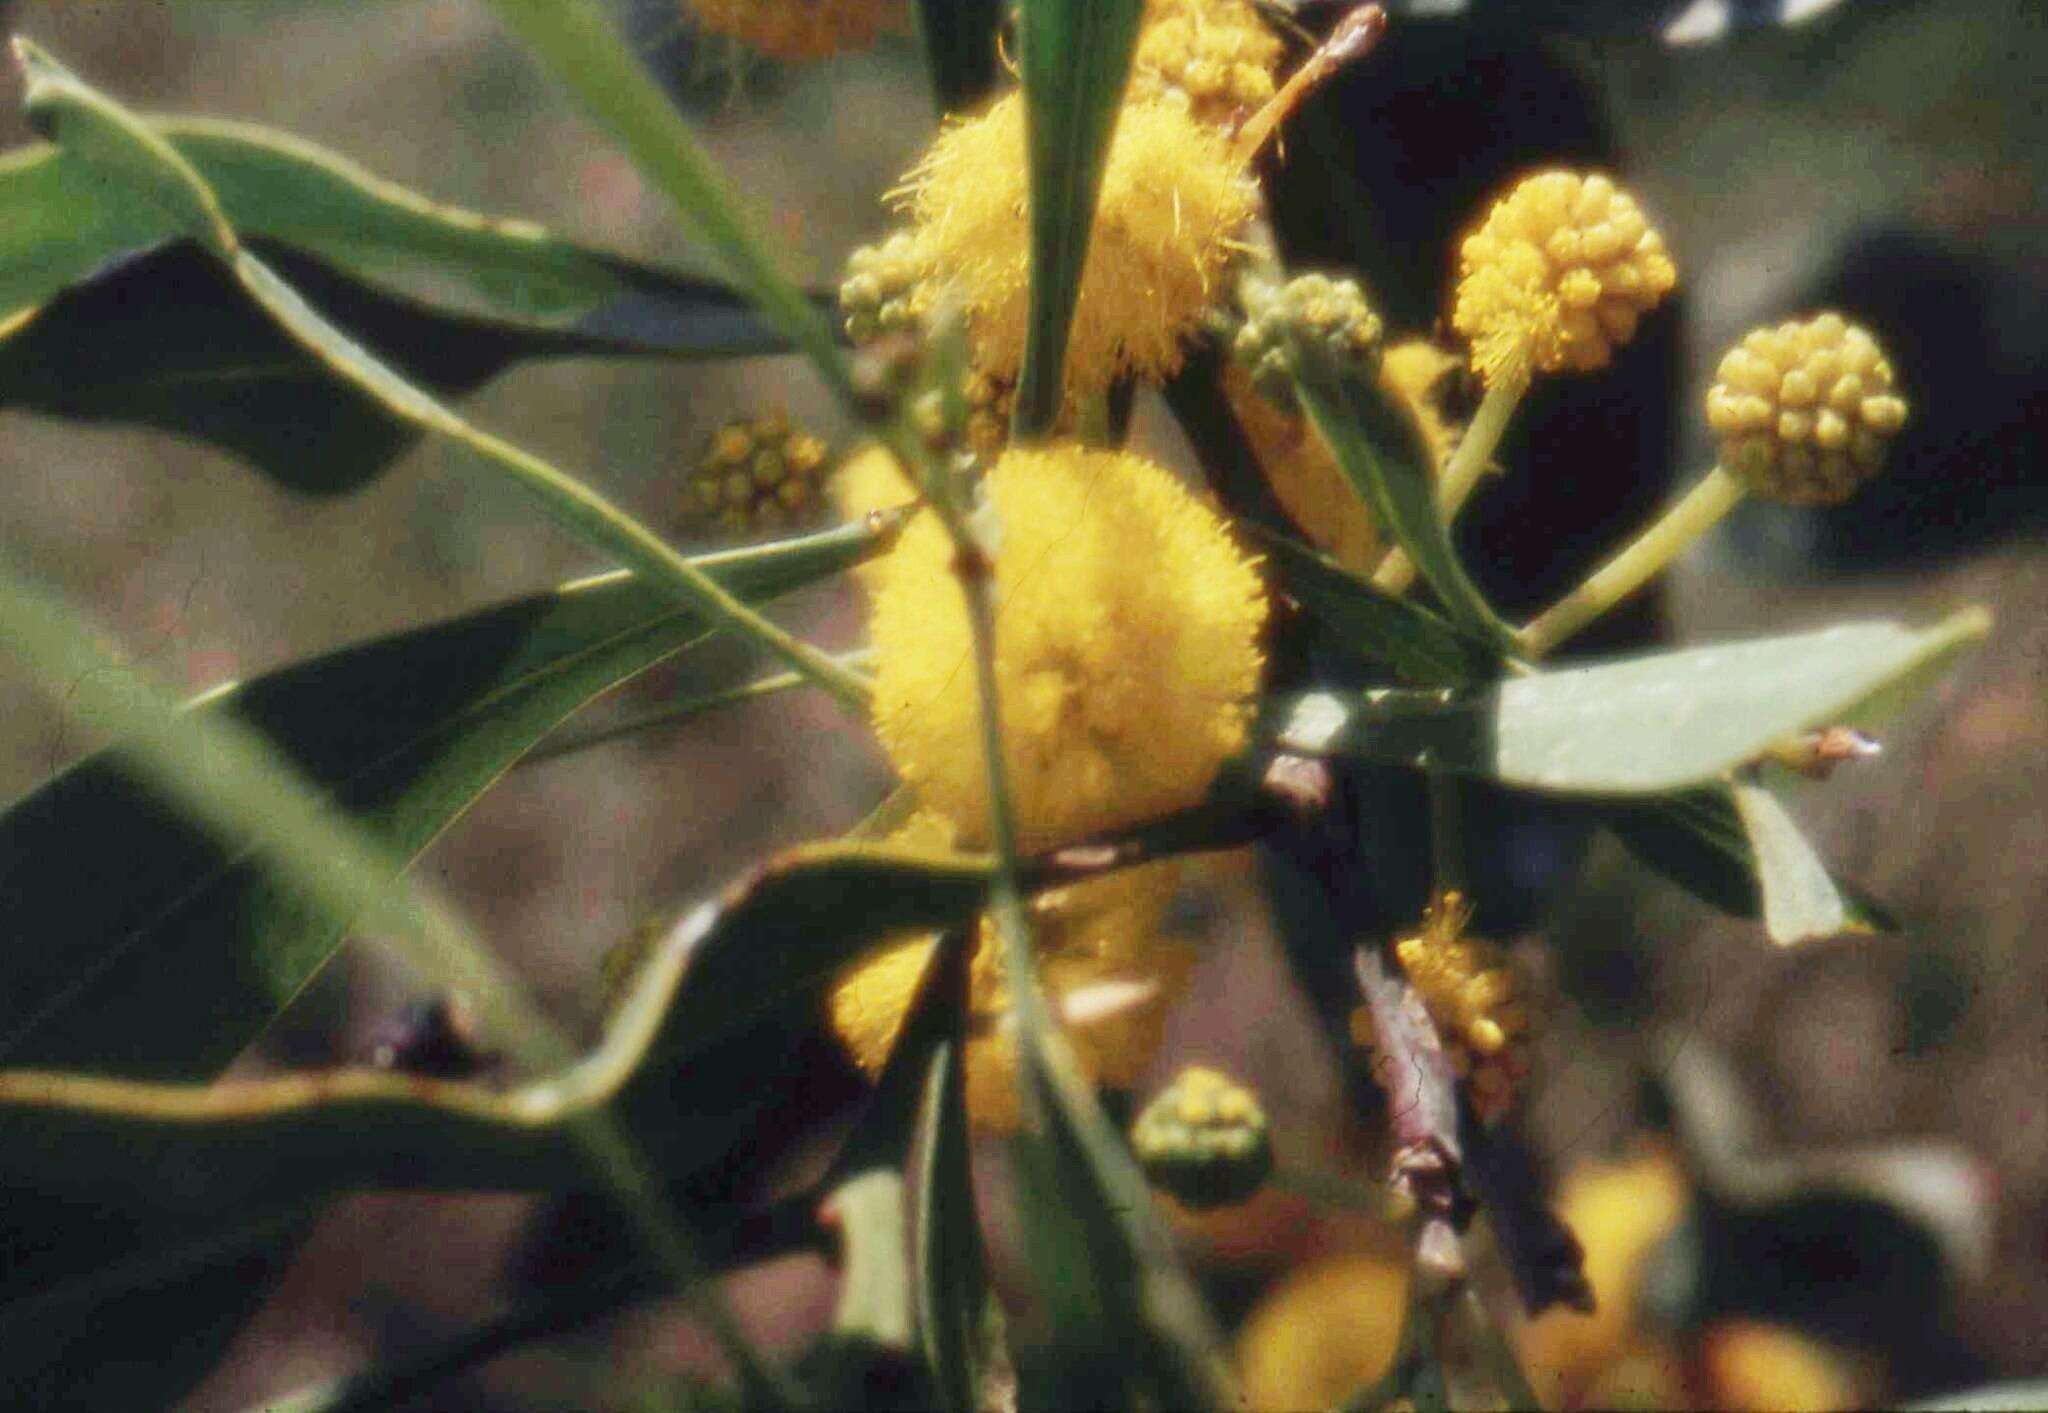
[0,1,2039,1408]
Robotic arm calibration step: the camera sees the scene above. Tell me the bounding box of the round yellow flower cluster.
[1128,0,1285,128]
[684,0,903,61]
[896,91,1259,398]
[680,410,829,534]
[1453,170,1677,389]
[869,445,1267,853]
[1372,891,1531,1123]
[1132,1064,1274,1208]
[828,812,1191,1131]
[1705,312,1909,505]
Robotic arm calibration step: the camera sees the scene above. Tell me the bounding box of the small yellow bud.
[683,410,832,536]
[870,445,1267,853]
[1452,170,1676,389]
[1706,312,1908,505]
[898,92,1259,397]
[1380,891,1533,1124]
[684,0,905,61]
[1132,1065,1275,1209]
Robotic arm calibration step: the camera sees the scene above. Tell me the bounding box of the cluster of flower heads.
[1352,891,1532,1124]
[679,409,829,535]
[682,0,904,62]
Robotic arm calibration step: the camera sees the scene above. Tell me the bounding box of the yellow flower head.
[1129,0,1285,127]
[1700,1321,1862,1413]
[1378,338,1466,474]
[870,445,1267,853]
[1516,1145,1691,1404]
[827,813,1191,1131]
[898,91,1259,397]
[1236,1251,1411,1410]
[1452,170,1677,389]
[684,0,904,61]
[1369,892,1532,1123]
[1705,312,1908,506]
[681,408,829,535]
[1132,1064,1275,1208]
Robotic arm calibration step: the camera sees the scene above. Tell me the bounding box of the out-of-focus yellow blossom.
[1236,1251,1411,1410]
[897,91,1258,398]
[684,0,904,61]
[1129,0,1284,127]
[1705,312,1909,506]
[1377,892,1532,1123]
[1223,363,1381,572]
[1379,338,1465,473]
[681,409,829,535]
[827,813,1190,1131]
[869,445,1266,853]
[1700,1320,1862,1413]
[1452,170,1676,390]
[1518,1145,1691,1405]
[830,443,916,526]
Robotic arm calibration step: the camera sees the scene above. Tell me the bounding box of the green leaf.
[0,517,894,1082]
[1288,361,1520,651]
[1276,611,1989,796]
[1011,0,1145,437]
[1602,786,1897,935]
[1247,524,1499,688]
[1729,779,1873,945]
[0,117,795,342]
[913,0,1007,114]
[482,0,855,403]
[1906,1383,2048,1411]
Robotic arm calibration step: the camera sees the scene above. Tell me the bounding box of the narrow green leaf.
[1730,779,1869,945]
[14,37,871,709]
[0,518,892,1081]
[1277,611,1989,796]
[1601,785,1897,932]
[482,0,854,402]
[1247,524,1499,687]
[1011,0,1145,437]
[910,944,989,1413]
[913,0,1007,114]
[1289,362,1520,650]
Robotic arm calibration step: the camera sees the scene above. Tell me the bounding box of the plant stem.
[1427,770,1466,898]
[1519,465,1748,659]
[1373,377,1524,596]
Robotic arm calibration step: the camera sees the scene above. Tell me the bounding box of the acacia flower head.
[1452,170,1677,389]
[1132,1064,1274,1208]
[869,445,1267,853]
[1128,0,1285,128]
[828,812,1191,1131]
[684,0,904,61]
[897,91,1259,397]
[1236,1251,1411,1409]
[1705,312,1908,505]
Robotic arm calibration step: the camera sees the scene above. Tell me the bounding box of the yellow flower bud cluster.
[828,812,1192,1132]
[839,231,928,345]
[869,445,1267,854]
[1452,170,1677,389]
[896,91,1258,397]
[1132,1064,1275,1208]
[681,410,830,535]
[684,0,904,62]
[1705,312,1908,506]
[1233,270,1386,405]
[1374,891,1531,1123]
[1128,0,1285,128]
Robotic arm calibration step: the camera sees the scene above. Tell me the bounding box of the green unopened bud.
[1132,1065,1273,1209]
[683,409,831,537]
[839,230,929,346]
[1234,270,1385,406]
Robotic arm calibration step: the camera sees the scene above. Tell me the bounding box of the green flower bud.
[1132,1065,1274,1209]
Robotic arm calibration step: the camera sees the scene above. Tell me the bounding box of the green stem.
[1270,1165,1410,1219]
[1519,464,1749,659]
[522,650,875,767]
[1427,771,1466,898]
[1459,1285,1544,1412]
[233,253,870,715]
[1373,377,1525,596]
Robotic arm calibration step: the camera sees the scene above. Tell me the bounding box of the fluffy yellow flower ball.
[869,445,1267,853]
[1452,170,1677,388]
[1129,0,1285,127]
[898,91,1259,397]
[684,0,904,61]
[827,813,1191,1132]
[1705,312,1909,506]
